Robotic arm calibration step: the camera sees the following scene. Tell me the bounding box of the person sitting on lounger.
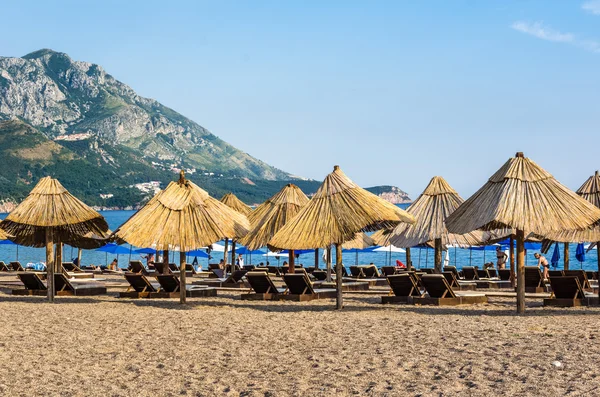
[109,258,119,271]
[534,253,550,280]
[219,259,225,269]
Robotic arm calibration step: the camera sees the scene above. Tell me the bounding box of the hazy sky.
[2,0,600,198]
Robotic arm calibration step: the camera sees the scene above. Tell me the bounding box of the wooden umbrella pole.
[55,239,62,272]
[46,228,55,303]
[509,236,515,287]
[406,247,411,269]
[231,240,237,272]
[335,243,343,310]
[314,249,319,269]
[597,241,600,300]
[326,246,332,282]
[180,251,187,304]
[163,249,169,274]
[434,238,442,273]
[516,229,525,313]
[223,238,229,277]
[564,243,570,271]
[289,249,295,274]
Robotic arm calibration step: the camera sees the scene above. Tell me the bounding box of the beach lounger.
[10,262,25,272]
[53,273,106,296]
[443,266,461,280]
[362,265,380,278]
[243,265,256,271]
[419,268,435,274]
[153,262,168,274]
[586,271,597,281]
[413,274,487,306]
[476,269,490,279]
[349,266,364,278]
[185,263,197,275]
[13,273,48,295]
[119,273,159,298]
[62,262,82,272]
[380,266,396,276]
[282,273,336,301]
[549,270,564,278]
[195,270,248,288]
[0,261,10,272]
[266,266,281,276]
[312,270,327,281]
[544,276,588,307]
[129,260,151,276]
[563,270,592,290]
[462,266,478,280]
[381,273,422,304]
[241,271,286,300]
[153,274,217,298]
[523,266,547,293]
[498,269,511,281]
[487,268,498,278]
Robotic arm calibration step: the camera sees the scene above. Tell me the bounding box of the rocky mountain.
[0,49,288,180]
[0,49,411,208]
[364,185,412,204]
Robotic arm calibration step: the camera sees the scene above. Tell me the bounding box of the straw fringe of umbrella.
[240,184,309,250]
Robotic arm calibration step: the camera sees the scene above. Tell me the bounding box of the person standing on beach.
[236,254,244,268]
[534,253,550,280]
[496,246,508,269]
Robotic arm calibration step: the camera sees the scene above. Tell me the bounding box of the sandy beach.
[1,285,599,397]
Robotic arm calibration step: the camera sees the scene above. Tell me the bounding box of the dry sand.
[0,289,599,396]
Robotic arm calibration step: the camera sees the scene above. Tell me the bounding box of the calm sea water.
[0,204,597,271]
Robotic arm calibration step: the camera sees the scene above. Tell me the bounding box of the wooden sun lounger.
[0,261,10,272]
[13,273,48,295]
[210,268,225,279]
[194,270,248,288]
[462,266,478,280]
[443,266,461,280]
[380,266,396,276]
[349,266,364,278]
[549,270,564,278]
[563,270,592,290]
[53,273,106,296]
[498,269,511,281]
[281,273,336,301]
[10,262,25,272]
[129,260,152,276]
[152,274,217,298]
[418,268,435,274]
[487,268,498,278]
[312,270,327,281]
[523,266,547,293]
[544,276,588,307]
[477,269,490,279]
[361,265,380,278]
[413,274,487,306]
[62,262,81,272]
[119,273,159,298]
[381,273,423,304]
[442,271,477,291]
[241,271,286,300]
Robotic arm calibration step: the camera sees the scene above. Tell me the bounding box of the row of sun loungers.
[119,273,217,299]
[13,273,107,296]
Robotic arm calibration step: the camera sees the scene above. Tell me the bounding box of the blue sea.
[0,204,597,271]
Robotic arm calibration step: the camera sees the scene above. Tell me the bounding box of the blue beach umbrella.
[96,243,131,266]
[550,243,560,268]
[576,243,586,267]
[186,249,210,258]
[135,248,157,254]
[235,246,264,265]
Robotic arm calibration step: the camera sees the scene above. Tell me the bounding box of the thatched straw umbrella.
[220,193,252,273]
[446,153,600,313]
[115,172,249,303]
[0,177,109,302]
[375,176,487,272]
[268,166,415,309]
[240,184,309,273]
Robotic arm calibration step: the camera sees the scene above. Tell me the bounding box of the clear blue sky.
[2,0,600,199]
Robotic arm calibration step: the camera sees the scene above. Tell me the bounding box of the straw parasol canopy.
[269,166,415,251]
[115,172,249,252]
[542,171,600,243]
[376,176,487,250]
[220,193,253,217]
[446,153,600,313]
[268,165,415,309]
[446,155,600,236]
[342,232,374,250]
[0,176,109,302]
[115,171,250,303]
[240,184,309,250]
[0,177,109,248]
